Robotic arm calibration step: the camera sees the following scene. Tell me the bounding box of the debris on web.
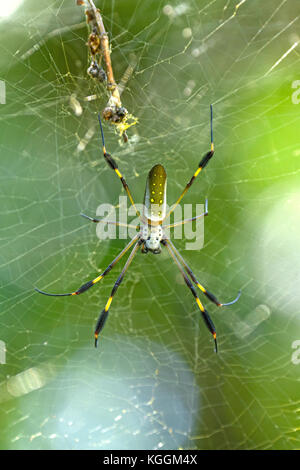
[77,0,138,143]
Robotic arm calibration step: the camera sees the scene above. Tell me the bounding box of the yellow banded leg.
[163,239,218,353]
[166,238,241,307]
[98,114,140,218]
[34,234,140,298]
[163,106,214,222]
[94,240,141,347]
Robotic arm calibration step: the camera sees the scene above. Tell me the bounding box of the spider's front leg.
[163,105,214,222]
[98,114,140,218]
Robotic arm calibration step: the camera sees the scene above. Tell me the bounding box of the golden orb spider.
[35,106,241,352]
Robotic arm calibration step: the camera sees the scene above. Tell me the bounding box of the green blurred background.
[0,0,299,450]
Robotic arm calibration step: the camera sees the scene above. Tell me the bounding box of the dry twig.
[77,0,138,142]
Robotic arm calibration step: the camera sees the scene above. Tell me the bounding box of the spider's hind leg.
[166,238,241,308]
[162,239,218,353]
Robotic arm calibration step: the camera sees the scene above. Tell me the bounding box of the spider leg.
[163,199,208,229]
[165,238,241,307]
[34,233,140,297]
[80,212,140,230]
[162,239,218,353]
[98,114,141,218]
[163,105,214,222]
[94,240,141,346]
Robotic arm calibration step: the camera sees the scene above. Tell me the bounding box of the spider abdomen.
[143,164,167,223]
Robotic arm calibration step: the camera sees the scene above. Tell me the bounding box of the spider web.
[0,0,300,450]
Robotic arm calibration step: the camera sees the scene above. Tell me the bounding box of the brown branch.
[87,0,121,107]
[77,0,138,142]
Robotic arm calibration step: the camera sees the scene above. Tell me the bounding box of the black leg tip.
[221,289,242,307]
[34,287,46,295]
[213,334,218,353]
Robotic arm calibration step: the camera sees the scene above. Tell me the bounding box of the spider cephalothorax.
[140,223,164,254]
